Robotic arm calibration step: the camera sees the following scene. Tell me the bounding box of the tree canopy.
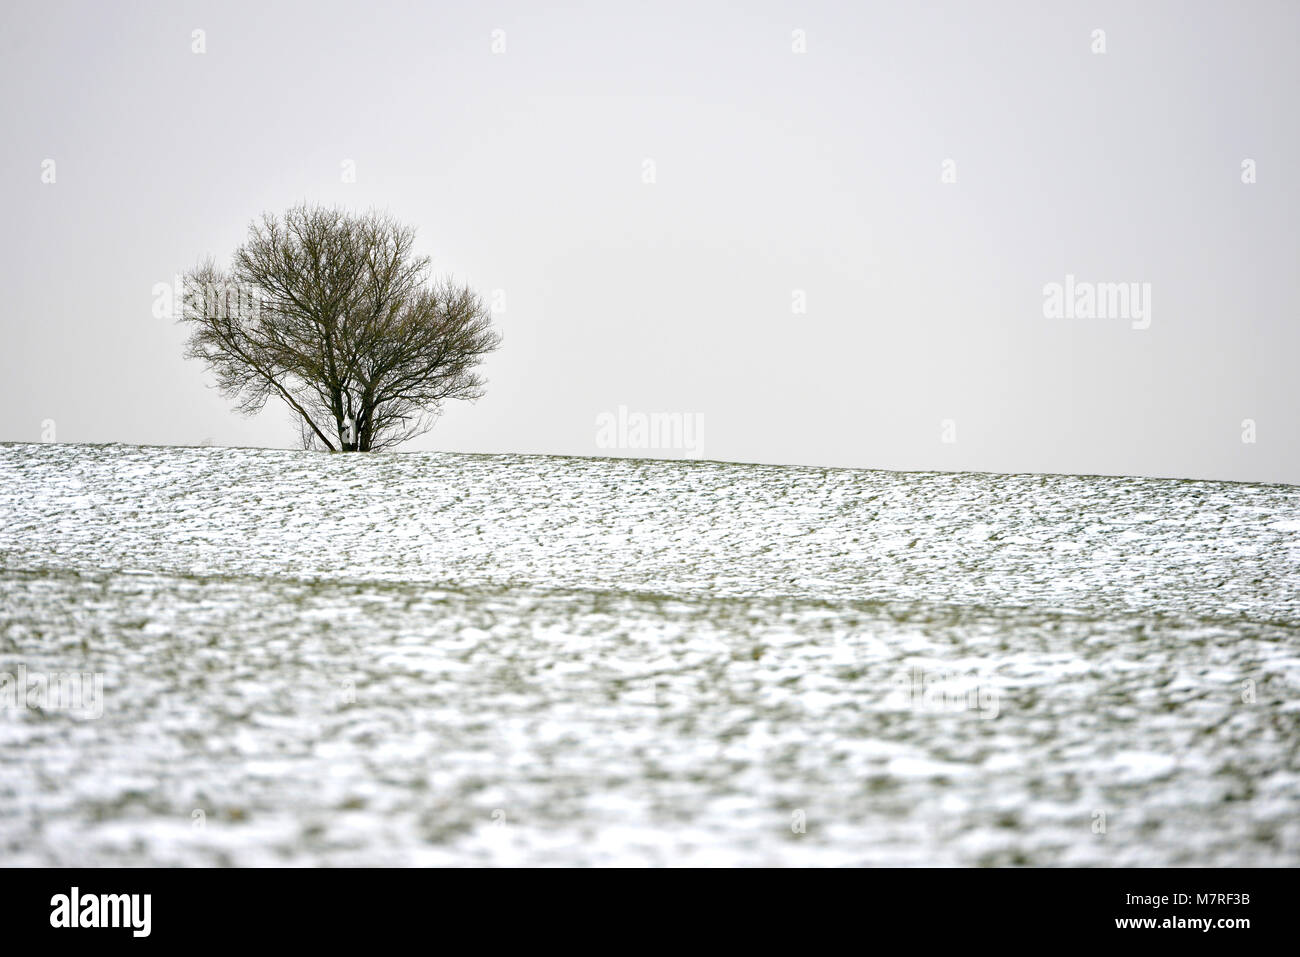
[182,205,501,451]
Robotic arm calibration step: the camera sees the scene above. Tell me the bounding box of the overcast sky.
[2,0,1297,482]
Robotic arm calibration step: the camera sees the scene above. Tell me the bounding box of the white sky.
[2,0,1297,482]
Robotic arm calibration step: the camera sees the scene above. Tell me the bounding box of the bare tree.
[181,205,501,452]
[295,412,322,452]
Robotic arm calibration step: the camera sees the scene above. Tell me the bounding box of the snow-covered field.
[1,442,1298,865]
